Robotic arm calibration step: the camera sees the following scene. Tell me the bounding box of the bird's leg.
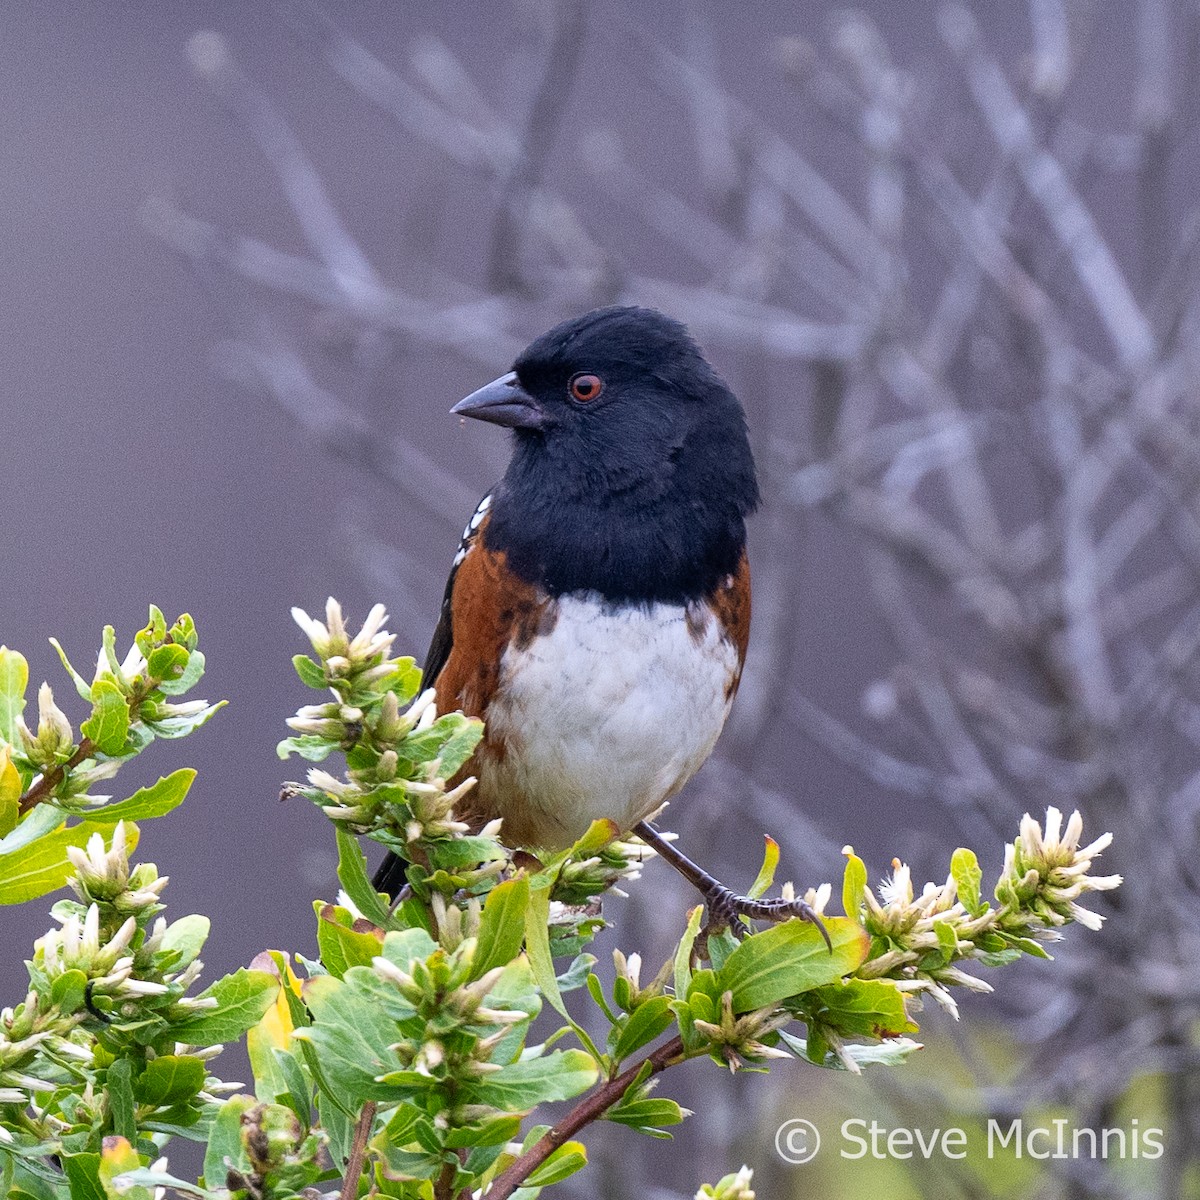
[633,821,831,950]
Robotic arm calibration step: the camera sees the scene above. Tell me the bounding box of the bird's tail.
[372,850,409,900]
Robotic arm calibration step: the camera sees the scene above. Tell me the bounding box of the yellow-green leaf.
[525,883,567,1019]
[0,821,140,905]
[950,847,984,914]
[0,646,29,747]
[473,876,529,980]
[170,968,278,1047]
[747,835,780,900]
[88,769,195,823]
[0,745,21,838]
[99,1136,149,1200]
[525,1140,588,1187]
[717,917,870,1011]
[315,903,384,979]
[842,848,869,919]
[80,679,129,756]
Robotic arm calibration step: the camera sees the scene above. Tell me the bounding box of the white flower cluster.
[852,807,1121,1017]
[999,807,1122,931]
[291,598,395,672]
[696,1165,755,1200]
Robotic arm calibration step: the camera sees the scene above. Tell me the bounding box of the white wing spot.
[468,493,491,531]
[454,493,491,567]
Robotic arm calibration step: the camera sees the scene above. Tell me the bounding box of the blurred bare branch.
[160,4,1200,1195]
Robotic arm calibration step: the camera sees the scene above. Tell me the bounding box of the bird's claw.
[700,884,833,951]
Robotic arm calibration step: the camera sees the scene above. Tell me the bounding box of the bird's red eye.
[568,373,604,403]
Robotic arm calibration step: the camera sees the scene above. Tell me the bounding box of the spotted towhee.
[374,306,823,935]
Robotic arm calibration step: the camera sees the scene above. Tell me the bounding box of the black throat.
[485,443,753,605]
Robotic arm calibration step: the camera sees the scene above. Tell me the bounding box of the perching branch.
[483,1036,687,1200]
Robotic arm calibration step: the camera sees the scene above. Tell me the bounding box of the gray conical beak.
[451,371,547,430]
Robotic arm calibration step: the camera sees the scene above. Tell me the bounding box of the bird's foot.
[629,820,833,953]
[700,882,832,950]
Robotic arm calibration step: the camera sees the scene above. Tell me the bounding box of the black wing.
[421,489,492,685]
[372,491,493,899]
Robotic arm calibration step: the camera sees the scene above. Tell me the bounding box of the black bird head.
[453,306,759,603]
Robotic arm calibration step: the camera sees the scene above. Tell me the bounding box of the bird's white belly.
[479,593,739,849]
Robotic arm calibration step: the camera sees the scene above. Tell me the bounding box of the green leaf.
[378,927,439,970]
[146,643,189,685]
[524,1141,588,1187]
[705,928,740,974]
[468,1049,598,1110]
[98,1137,149,1200]
[810,978,918,1038]
[334,827,394,928]
[931,919,958,967]
[422,834,505,869]
[385,657,423,704]
[0,802,63,855]
[374,1142,445,1182]
[158,914,211,967]
[673,905,704,1001]
[134,1055,207,1107]
[317,1088,353,1165]
[171,968,278,1047]
[202,1094,255,1187]
[432,715,484,776]
[106,1057,137,1142]
[997,931,1052,960]
[157,649,206,697]
[611,995,673,1063]
[315,903,384,979]
[276,734,336,762]
[951,847,984,915]
[472,876,529,980]
[747,836,780,900]
[298,974,407,1104]
[50,638,93,701]
[842,850,868,919]
[247,1022,290,1105]
[556,952,596,993]
[142,700,225,739]
[63,1153,107,1200]
[606,1096,689,1134]
[568,818,620,858]
[106,1170,217,1200]
[80,680,129,756]
[0,820,140,905]
[88,769,195,823]
[815,1035,925,1070]
[587,972,619,1025]
[100,626,121,678]
[51,968,89,1014]
[279,1050,313,1126]
[0,645,29,746]
[141,606,168,649]
[401,714,483,776]
[292,654,326,689]
[977,947,1023,967]
[524,883,568,1020]
[717,917,870,1011]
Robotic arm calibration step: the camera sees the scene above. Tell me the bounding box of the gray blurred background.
[3,2,1197,1196]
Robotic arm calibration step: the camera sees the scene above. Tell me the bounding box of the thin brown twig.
[17,739,94,817]
[339,1100,377,1200]
[433,1155,456,1200]
[483,1036,687,1199]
